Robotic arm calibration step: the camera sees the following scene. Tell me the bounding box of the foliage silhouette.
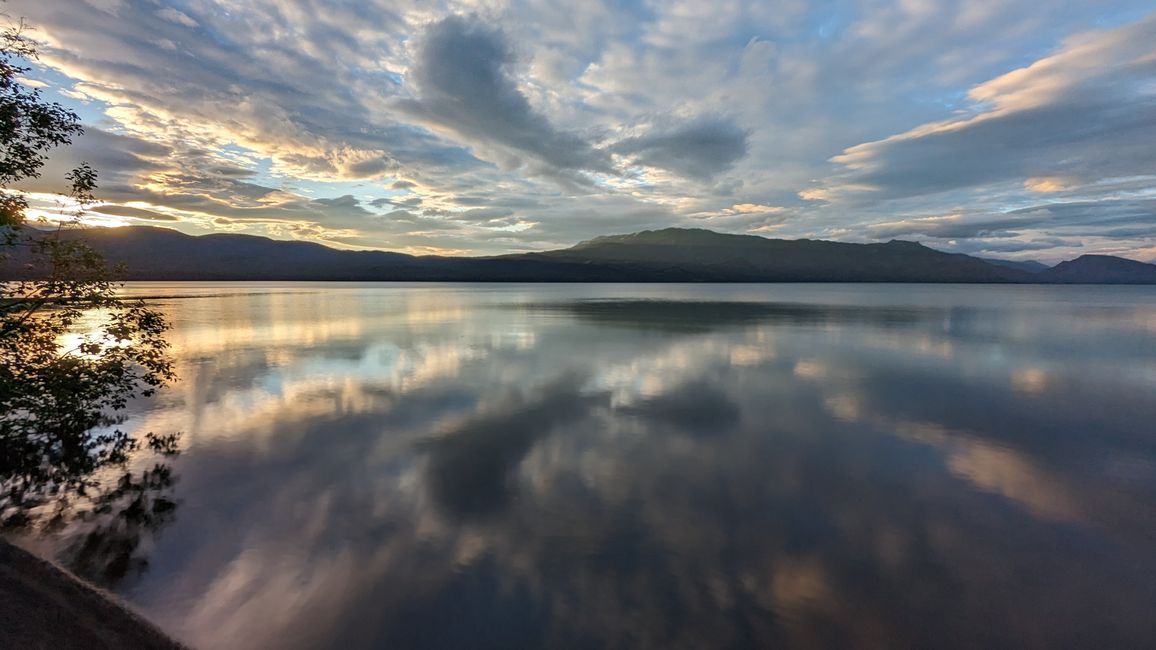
[0,16,179,586]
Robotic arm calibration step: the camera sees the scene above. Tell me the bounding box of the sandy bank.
[0,540,184,649]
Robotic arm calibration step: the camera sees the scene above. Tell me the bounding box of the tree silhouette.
[0,16,180,586]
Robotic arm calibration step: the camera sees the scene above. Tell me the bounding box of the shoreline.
[0,540,184,649]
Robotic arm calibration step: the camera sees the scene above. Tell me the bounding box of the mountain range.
[4,225,1156,284]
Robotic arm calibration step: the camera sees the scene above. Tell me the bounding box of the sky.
[10,0,1156,261]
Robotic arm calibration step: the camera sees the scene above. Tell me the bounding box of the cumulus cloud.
[397,15,612,176]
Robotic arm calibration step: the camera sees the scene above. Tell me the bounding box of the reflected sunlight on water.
[14,282,1156,649]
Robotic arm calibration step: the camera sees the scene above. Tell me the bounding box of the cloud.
[422,374,604,519]
[155,7,197,28]
[855,204,1152,263]
[15,1,1156,259]
[620,380,741,436]
[90,204,181,221]
[12,127,171,197]
[397,15,613,176]
[309,195,357,209]
[23,0,483,185]
[958,238,1081,254]
[613,115,749,179]
[868,213,1047,240]
[1023,177,1077,193]
[370,196,422,209]
[812,15,1156,202]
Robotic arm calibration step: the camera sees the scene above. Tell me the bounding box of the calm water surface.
[17,283,1156,649]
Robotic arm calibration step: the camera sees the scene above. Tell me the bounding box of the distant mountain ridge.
[524,228,1022,283]
[3,225,1155,283]
[1044,254,1156,284]
[979,257,1052,273]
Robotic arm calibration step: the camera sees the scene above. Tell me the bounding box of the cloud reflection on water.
[19,283,1156,649]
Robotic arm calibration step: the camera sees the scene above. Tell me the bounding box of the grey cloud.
[613,116,749,179]
[1079,225,1156,239]
[15,128,171,195]
[207,165,257,178]
[25,0,484,185]
[451,196,489,207]
[1008,199,1156,225]
[397,15,613,175]
[508,200,680,244]
[817,15,1156,202]
[867,196,1156,242]
[377,209,468,235]
[868,214,1050,240]
[837,100,1156,199]
[490,196,543,210]
[369,196,422,209]
[346,157,396,179]
[450,208,515,222]
[90,204,180,221]
[965,238,1082,253]
[313,195,362,209]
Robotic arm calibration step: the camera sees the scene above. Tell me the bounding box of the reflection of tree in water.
[1,428,182,588]
[0,15,181,589]
[58,448,180,587]
[0,279,183,589]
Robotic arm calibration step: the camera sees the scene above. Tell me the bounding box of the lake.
[12,282,1156,649]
